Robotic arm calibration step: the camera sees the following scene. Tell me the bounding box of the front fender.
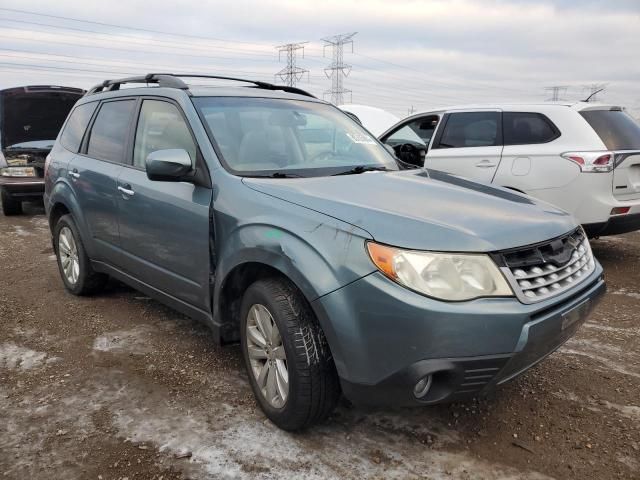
[212,213,377,364]
[214,219,375,303]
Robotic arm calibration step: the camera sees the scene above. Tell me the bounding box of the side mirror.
[145,149,193,182]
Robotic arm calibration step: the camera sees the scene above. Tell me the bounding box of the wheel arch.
[47,182,93,254]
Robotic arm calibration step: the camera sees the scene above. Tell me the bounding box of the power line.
[0,18,277,58]
[545,85,569,102]
[322,32,356,105]
[275,42,308,87]
[0,7,268,47]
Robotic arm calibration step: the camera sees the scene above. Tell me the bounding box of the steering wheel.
[392,143,425,167]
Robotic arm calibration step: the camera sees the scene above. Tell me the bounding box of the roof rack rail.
[86,73,316,98]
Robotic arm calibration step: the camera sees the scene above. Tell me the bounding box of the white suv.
[379,103,640,237]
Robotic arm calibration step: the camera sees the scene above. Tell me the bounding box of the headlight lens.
[0,167,36,177]
[367,242,513,301]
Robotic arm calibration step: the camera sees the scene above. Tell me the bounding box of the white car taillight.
[562,151,614,173]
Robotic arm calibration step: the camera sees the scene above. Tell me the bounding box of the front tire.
[240,277,340,431]
[1,190,23,216]
[53,214,107,295]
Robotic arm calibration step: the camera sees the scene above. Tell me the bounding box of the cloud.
[0,0,638,117]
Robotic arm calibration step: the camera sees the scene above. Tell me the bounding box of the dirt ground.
[1,202,638,480]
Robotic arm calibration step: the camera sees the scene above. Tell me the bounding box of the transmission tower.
[545,85,569,102]
[275,42,309,87]
[322,32,357,105]
[583,83,607,102]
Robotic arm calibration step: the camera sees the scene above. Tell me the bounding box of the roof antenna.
[583,87,605,103]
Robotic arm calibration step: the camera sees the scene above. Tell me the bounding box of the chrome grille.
[498,229,595,303]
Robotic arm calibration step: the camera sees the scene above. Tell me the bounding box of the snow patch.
[93,326,155,354]
[0,343,49,370]
[610,288,640,300]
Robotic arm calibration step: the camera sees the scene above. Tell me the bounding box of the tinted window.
[133,100,196,169]
[87,100,135,163]
[503,112,559,145]
[580,109,640,150]
[438,112,500,148]
[59,102,97,152]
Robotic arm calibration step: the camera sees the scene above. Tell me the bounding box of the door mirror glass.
[145,149,192,181]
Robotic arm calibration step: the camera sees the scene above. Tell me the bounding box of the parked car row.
[33,73,608,431]
[342,102,640,237]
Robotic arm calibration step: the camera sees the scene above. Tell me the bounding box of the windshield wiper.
[270,172,305,178]
[331,165,389,176]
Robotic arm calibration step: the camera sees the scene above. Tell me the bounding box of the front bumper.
[313,265,605,407]
[0,176,45,198]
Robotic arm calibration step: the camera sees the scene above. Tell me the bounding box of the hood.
[0,86,83,149]
[243,169,577,252]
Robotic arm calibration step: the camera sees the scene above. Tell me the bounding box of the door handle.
[69,169,80,179]
[475,160,497,168]
[117,185,135,197]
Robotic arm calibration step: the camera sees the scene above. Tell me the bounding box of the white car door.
[426,110,503,183]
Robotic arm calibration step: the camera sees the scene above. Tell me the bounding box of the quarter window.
[133,100,197,169]
[437,112,500,148]
[503,112,559,145]
[60,102,97,153]
[87,100,136,163]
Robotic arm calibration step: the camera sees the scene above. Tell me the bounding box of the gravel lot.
[1,202,638,480]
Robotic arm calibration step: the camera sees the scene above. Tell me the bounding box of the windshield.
[193,97,398,177]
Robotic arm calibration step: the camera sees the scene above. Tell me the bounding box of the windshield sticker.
[346,132,376,145]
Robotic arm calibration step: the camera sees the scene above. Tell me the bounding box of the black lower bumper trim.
[341,355,512,407]
[583,213,640,237]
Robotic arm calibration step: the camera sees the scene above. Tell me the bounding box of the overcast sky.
[0,0,638,118]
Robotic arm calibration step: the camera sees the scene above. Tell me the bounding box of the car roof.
[76,84,327,106]
[408,102,623,116]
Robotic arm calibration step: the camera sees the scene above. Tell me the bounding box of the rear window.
[580,109,640,150]
[503,112,559,145]
[86,100,136,163]
[60,102,97,152]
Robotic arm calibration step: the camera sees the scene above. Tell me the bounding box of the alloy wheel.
[58,226,80,285]
[246,303,289,408]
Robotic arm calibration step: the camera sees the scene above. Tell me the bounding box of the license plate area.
[561,299,591,331]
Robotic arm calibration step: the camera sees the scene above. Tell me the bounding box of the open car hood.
[0,85,84,150]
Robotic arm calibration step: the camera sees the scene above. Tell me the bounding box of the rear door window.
[86,100,136,163]
[436,112,500,148]
[503,112,560,145]
[60,102,97,152]
[580,109,640,150]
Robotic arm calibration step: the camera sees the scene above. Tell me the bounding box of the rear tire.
[1,190,23,216]
[240,277,340,431]
[53,214,107,295]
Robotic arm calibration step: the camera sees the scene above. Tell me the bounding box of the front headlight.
[367,242,513,301]
[0,167,36,177]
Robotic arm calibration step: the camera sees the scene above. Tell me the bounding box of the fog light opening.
[413,375,433,399]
